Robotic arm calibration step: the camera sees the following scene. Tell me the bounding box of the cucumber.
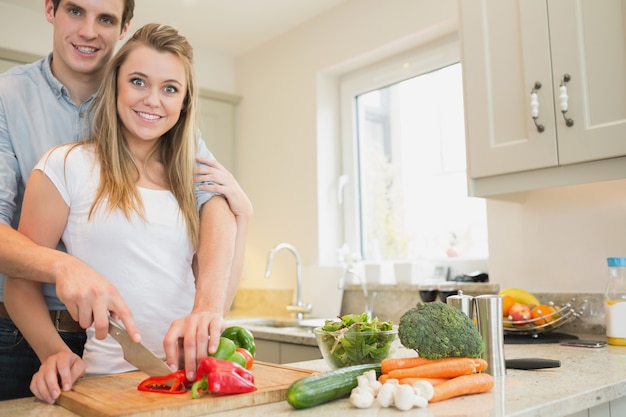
[286,363,381,409]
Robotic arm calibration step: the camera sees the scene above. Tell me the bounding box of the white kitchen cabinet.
[253,338,322,364]
[280,343,323,364]
[590,402,610,417]
[0,57,19,72]
[254,339,281,364]
[197,93,240,175]
[609,395,626,416]
[0,48,40,72]
[459,0,626,196]
[566,397,626,417]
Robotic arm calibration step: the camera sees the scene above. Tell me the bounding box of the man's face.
[46,0,129,81]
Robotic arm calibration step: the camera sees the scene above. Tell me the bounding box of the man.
[0,0,250,401]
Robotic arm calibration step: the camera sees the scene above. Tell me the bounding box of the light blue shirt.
[0,54,215,308]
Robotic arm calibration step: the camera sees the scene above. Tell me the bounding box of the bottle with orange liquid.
[605,257,626,346]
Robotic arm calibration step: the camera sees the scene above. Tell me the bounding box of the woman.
[4,23,246,403]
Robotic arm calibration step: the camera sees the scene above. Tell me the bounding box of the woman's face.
[116,45,187,148]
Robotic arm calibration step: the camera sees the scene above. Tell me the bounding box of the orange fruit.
[530,304,557,325]
[502,295,516,316]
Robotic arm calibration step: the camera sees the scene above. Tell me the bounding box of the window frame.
[338,33,464,259]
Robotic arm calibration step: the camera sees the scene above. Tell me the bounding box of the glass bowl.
[313,327,399,369]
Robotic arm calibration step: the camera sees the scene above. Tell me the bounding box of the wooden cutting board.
[57,362,315,417]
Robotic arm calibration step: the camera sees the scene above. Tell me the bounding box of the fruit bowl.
[503,300,584,335]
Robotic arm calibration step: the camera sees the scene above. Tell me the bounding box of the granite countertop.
[2,336,624,417]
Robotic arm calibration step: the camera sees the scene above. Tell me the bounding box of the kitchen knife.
[108,317,172,376]
[505,358,561,370]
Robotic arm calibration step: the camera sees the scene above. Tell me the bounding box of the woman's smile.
[134,109,163,121]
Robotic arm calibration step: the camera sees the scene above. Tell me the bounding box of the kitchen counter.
[224,317,321,347]
[2,338,625,417]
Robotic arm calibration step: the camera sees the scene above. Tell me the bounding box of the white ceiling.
[2,0,347,56]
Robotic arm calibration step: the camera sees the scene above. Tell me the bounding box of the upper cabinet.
[197,92,240,175]
[459,0,626,196]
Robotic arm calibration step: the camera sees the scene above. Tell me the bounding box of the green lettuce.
[318,313,395,368]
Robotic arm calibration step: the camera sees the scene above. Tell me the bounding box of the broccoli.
[398,302,485,359]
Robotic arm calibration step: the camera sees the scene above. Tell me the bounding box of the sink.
[225,317,330,333]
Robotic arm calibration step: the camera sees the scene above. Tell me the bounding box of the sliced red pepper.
[192,357,256,398]
[235,347,254,370]
[137,370,190,394]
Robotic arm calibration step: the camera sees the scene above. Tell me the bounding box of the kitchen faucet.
[265,243,312,319]
[338,264,376,321]
[337,245,376,320]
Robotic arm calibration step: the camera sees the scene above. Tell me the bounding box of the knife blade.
[108,317,172,376]
[505,358,561,370]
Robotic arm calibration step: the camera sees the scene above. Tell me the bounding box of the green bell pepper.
[209,336,246,368]
[221,326,256,357]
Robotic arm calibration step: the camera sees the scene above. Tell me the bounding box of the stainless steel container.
[475,294,506,377]
[446,290,474,319]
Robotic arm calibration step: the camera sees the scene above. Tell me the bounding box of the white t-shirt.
[35,143,196,374]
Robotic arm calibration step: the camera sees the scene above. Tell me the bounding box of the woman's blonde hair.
[87,23,199,247]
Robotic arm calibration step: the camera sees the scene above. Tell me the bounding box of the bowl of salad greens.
[313,313,397,369]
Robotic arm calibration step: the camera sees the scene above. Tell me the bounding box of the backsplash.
[339,282,499,323]
[341,286,605,336]
[534,292,605,336]
[228,286,606,336]
[229,288,294,318]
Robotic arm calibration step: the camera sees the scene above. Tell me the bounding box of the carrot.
[378,374,395,384]
[472,358,488,372]
[381,356,436,374]
[429,373,494,403]
[398,377,450,387]
[382,356,488,375]
[387,357,480,379]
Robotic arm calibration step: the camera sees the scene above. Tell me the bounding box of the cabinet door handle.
[559,74,574,127]
[530,82,545,132]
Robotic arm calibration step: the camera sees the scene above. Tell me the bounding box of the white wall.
[487,179,626,293]
[0,2,237,94]
[234,0,459,289]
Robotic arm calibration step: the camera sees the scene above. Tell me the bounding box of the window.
[339,37,488,263]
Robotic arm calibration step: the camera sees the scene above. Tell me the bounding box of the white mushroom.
[412,380,434,401]
[349,374,375,409]
[394,383,430,411]
[376,379,399,408]
[346,371,432,411]
[364,370,382,396]
[413,394,429,409]
[394,384,417,411]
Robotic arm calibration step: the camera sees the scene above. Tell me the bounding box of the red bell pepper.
[137,370,190,394]
[191,357,256,398]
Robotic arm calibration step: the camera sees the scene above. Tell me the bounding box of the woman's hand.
[30,351,85,404]
[163,310,226,382]
[195,157,253,220]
